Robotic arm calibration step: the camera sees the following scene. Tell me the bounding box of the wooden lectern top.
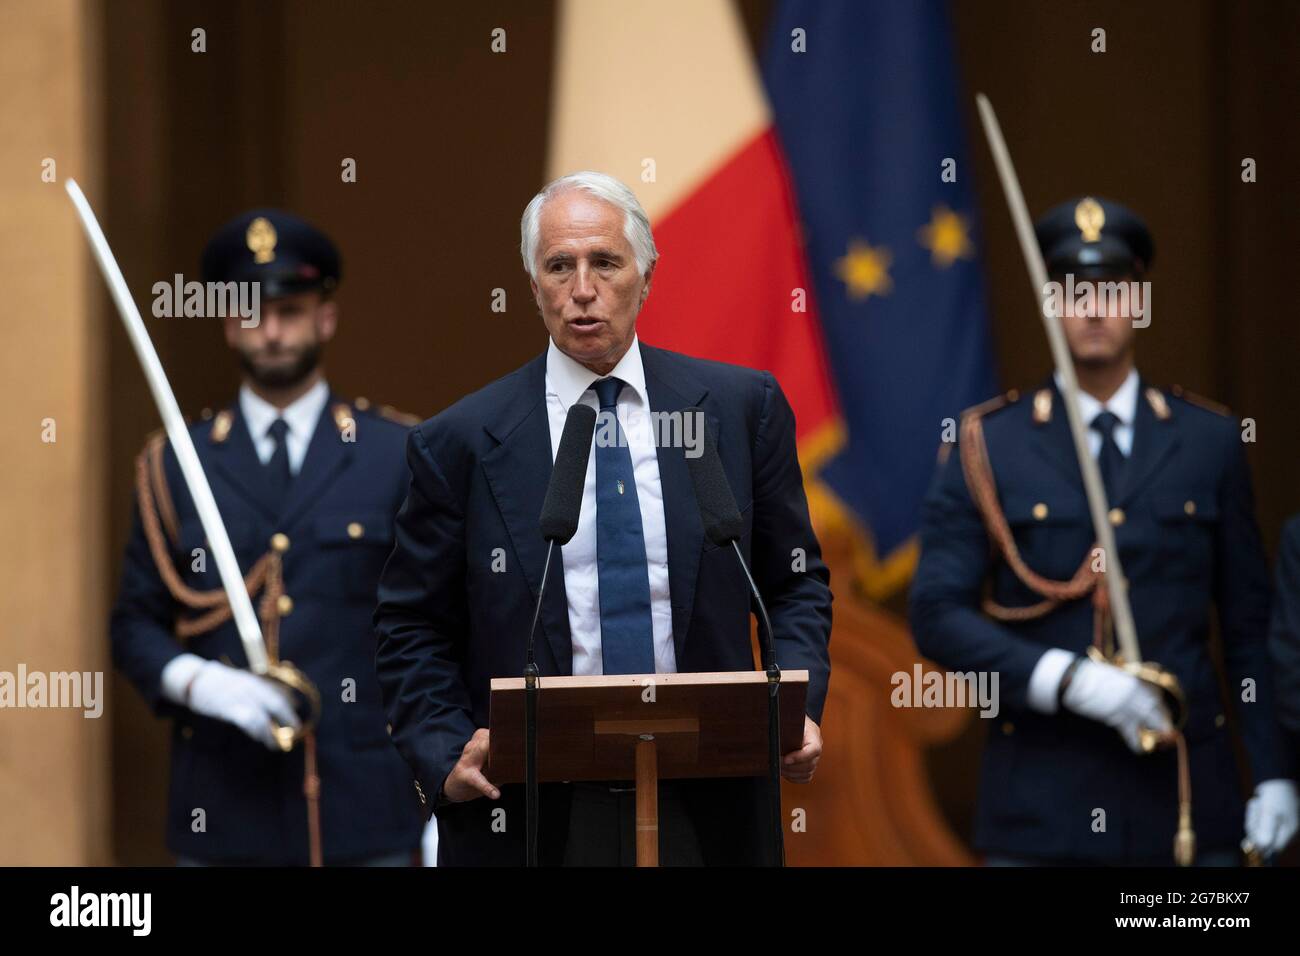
[487,669,807,785]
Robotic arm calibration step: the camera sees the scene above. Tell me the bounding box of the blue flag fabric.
[762,0,999,590]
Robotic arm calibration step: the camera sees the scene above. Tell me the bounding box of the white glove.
[1245,779,1299,858]
[161,654,300,750]
[1060,658,1172,754]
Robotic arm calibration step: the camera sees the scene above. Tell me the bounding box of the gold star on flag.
[917,205,973,268]
[834,239,893,300]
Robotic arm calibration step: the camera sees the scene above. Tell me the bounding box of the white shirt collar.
[545,335,647,408]
[1055,367,1140,428]
[239,378,330,442]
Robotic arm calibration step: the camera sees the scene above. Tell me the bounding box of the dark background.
[101,0,1299,863]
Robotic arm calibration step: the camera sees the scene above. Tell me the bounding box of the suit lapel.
[640,345,710,664]
[1117,381,1180,506]
[480,355,573,675]
[208,406,279,523]
[278,396,353,531]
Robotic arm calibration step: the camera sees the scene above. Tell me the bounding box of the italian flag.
[546,0,840,464]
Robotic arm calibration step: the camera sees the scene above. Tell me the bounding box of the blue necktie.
[266,418,292,512]
[591,377,655,674]
[1091,410,1126,500]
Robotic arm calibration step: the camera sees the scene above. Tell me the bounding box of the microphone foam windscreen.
[539,403,597,544]
[683,407,744,546]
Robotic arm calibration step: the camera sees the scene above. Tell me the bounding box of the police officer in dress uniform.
[110,209,425,865]
[910,196,1299,865]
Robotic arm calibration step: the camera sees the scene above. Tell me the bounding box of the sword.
[66,178,319,751]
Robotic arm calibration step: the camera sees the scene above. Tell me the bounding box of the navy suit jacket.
[374,344,832,865]
[910,380,1292,863]
[110,396,425,864]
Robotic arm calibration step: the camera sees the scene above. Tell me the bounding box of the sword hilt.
[262,660,322,752]
[1086,646,1187,751]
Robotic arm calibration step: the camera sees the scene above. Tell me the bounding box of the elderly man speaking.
[374,171,832,866]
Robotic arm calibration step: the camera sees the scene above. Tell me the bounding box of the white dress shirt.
[1054,367,1139,457]
[1029,367,1140,713]
[239,378,330,475]
[545,336,676,676]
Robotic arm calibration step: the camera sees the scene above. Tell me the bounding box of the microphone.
[683,406,786,866]
[525,401,596,866]
[685,410,746,546]
[540,403,597,544]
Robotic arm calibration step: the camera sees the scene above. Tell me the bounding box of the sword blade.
[974,94,1142,665]
[66,178,270,674]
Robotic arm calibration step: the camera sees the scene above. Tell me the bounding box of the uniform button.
[277,594,294,616]
[270,532,290,553]
[1184,500,1197,516]
[386,723,393,735]
[354,397,371,411]
[1032,503,1048,521]
[1001,721,1015,735]
[347,521,364,540]
[181,726,193,740]
[1214,713,1226,728]
[1108,507,1125,526]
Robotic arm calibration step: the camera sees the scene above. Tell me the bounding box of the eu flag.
[762,0,999,598]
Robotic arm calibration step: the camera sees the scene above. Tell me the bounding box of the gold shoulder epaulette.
[1170,385,1230,417]
[378,404,421,426]
[351,396,420,426]
[961,389,1020,422]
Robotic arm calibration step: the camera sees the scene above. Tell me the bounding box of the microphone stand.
[731,539,785,867]
[524,538,557,868]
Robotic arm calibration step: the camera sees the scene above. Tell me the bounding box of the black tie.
[1091,410,1125,500]
[266,418,292,512]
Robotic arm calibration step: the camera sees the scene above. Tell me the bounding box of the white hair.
[520,171,658,279]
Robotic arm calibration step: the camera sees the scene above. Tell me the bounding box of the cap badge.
[1074,197,1105,243]
[246,216,278,264]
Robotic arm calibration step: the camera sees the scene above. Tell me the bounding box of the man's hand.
[442,728,501,803]
[185,659,301,750]
[1245,778,1299,858]
[1060,659,1172,754]
[781,715,822,783]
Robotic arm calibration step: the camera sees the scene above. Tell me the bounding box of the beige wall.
[0,0,109,864]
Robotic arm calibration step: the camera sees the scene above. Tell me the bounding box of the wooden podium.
[488,670,807,866]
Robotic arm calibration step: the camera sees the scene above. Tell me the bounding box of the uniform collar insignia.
[1144,387,1172,421]
[1032,388,1053,425]
[210,409,233,443]
[331,402,355,435]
